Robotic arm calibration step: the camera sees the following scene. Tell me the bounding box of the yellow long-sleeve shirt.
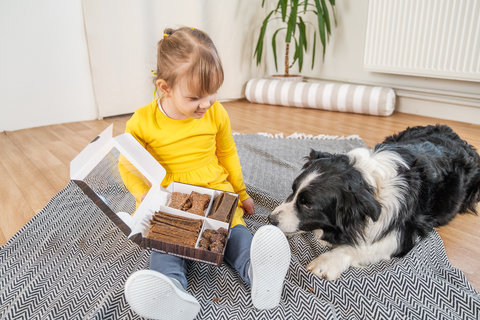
[118,99,249,227]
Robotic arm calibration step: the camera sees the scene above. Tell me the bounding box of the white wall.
[0,0,97,131]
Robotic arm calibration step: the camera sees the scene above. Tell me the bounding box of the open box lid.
[70,125,168,236]
[71,125,166,184]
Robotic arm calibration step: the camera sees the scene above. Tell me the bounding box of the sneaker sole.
[124,270,200,320]
[250,225,291,310]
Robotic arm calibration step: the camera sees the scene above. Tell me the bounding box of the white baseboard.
[397,96,480,125]
[395,90,480,125]
[304,76,480,125]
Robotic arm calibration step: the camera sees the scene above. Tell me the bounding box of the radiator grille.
[364,0,480,82]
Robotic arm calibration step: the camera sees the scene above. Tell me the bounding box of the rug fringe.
[234,132,362,141]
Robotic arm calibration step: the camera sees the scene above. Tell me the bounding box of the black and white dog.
[269,125,480,280]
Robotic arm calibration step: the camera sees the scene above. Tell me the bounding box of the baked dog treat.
[209,241,224,253]
[198,237,210,250]
[168,192,191,210]
[168,191,211,216]
[201,228,216,240]
[198,227,228,253]
[210,232,226,244]
[187,191,211,216]
[208,192,237,222]
[147,211,203,247]
[211,192,224,214]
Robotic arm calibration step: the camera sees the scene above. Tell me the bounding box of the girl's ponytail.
[154,27,224,96]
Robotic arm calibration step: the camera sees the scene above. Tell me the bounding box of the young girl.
[122,27,291,320]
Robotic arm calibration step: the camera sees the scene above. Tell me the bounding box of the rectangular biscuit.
[208,192,237,222]
[168,192,191,210]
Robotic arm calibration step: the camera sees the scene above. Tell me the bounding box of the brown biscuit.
[181,198,192,211]
[147,210,203,247]
[208,192,237,222]
[198,228,228,252]
[210,232,226,244]
[148,230,197,247]
[168,192,191,210]
[201,229,215,241]
[211,192,225,214]
[198,238,210,249]
[150,222,201,238]
[209,240,224,253]
[153,211,202,229]
[187,191,211,216]
[217,227,228,237]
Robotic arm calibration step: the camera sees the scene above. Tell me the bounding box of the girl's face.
[160,79,217,120]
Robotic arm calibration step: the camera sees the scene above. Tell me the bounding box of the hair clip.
[163,33,169,38]
[151,69,157,76]
[190,27,195,30]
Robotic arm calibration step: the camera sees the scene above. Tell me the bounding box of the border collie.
[269,125,480,280]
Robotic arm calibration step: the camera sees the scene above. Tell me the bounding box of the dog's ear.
[335,187,381,242]
[303,149,332,169]
[356,189,381,222]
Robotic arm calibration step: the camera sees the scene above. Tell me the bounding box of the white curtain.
[82,0,265,117]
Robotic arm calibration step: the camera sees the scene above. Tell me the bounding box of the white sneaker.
[124,270,200,320]
[250,225,291,310]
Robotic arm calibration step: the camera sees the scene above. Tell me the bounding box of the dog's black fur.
[373,125,480,255]
[269,125,480,279]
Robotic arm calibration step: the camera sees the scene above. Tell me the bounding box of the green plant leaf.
[326,0,337,26]
[272,29,283,72]
[280,0,288,21]
[254,10,275,65]
[297,18,307,72]
[321,0,331,35]
[312,30,316,68]
[286,0,299,43]
[314,0,326,59]
[291,38,299,69]
[298,17,307,50]
[303,0,309,13]
[296,37,304,72]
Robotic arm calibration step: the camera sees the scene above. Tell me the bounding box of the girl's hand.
[241,198,255,215]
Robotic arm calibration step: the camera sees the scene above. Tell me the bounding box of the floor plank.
[0,132,56,214]
[0,149,37,240]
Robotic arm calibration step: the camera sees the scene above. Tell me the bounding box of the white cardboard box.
[70,125,238,266]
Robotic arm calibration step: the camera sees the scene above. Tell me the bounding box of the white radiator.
[364,0,480,82]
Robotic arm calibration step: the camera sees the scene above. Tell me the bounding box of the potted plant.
[254,0,336,79]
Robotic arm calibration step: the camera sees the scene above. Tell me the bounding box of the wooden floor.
[1,99,479,290]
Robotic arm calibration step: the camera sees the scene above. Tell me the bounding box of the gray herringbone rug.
[1,133,479,319]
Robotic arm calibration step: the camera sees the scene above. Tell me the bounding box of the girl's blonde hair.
[155,27,224,96]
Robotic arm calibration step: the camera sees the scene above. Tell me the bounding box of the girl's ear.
[155,79,170,97]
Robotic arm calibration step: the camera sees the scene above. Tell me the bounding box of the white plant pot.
[269,74,304,81]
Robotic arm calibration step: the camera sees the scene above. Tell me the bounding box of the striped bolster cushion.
[244,78,396,116]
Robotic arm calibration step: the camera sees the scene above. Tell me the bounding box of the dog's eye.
[298,196,312,209]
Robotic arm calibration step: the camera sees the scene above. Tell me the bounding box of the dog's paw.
[306,252,349,280]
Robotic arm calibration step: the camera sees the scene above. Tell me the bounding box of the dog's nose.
[268,213,279,226]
